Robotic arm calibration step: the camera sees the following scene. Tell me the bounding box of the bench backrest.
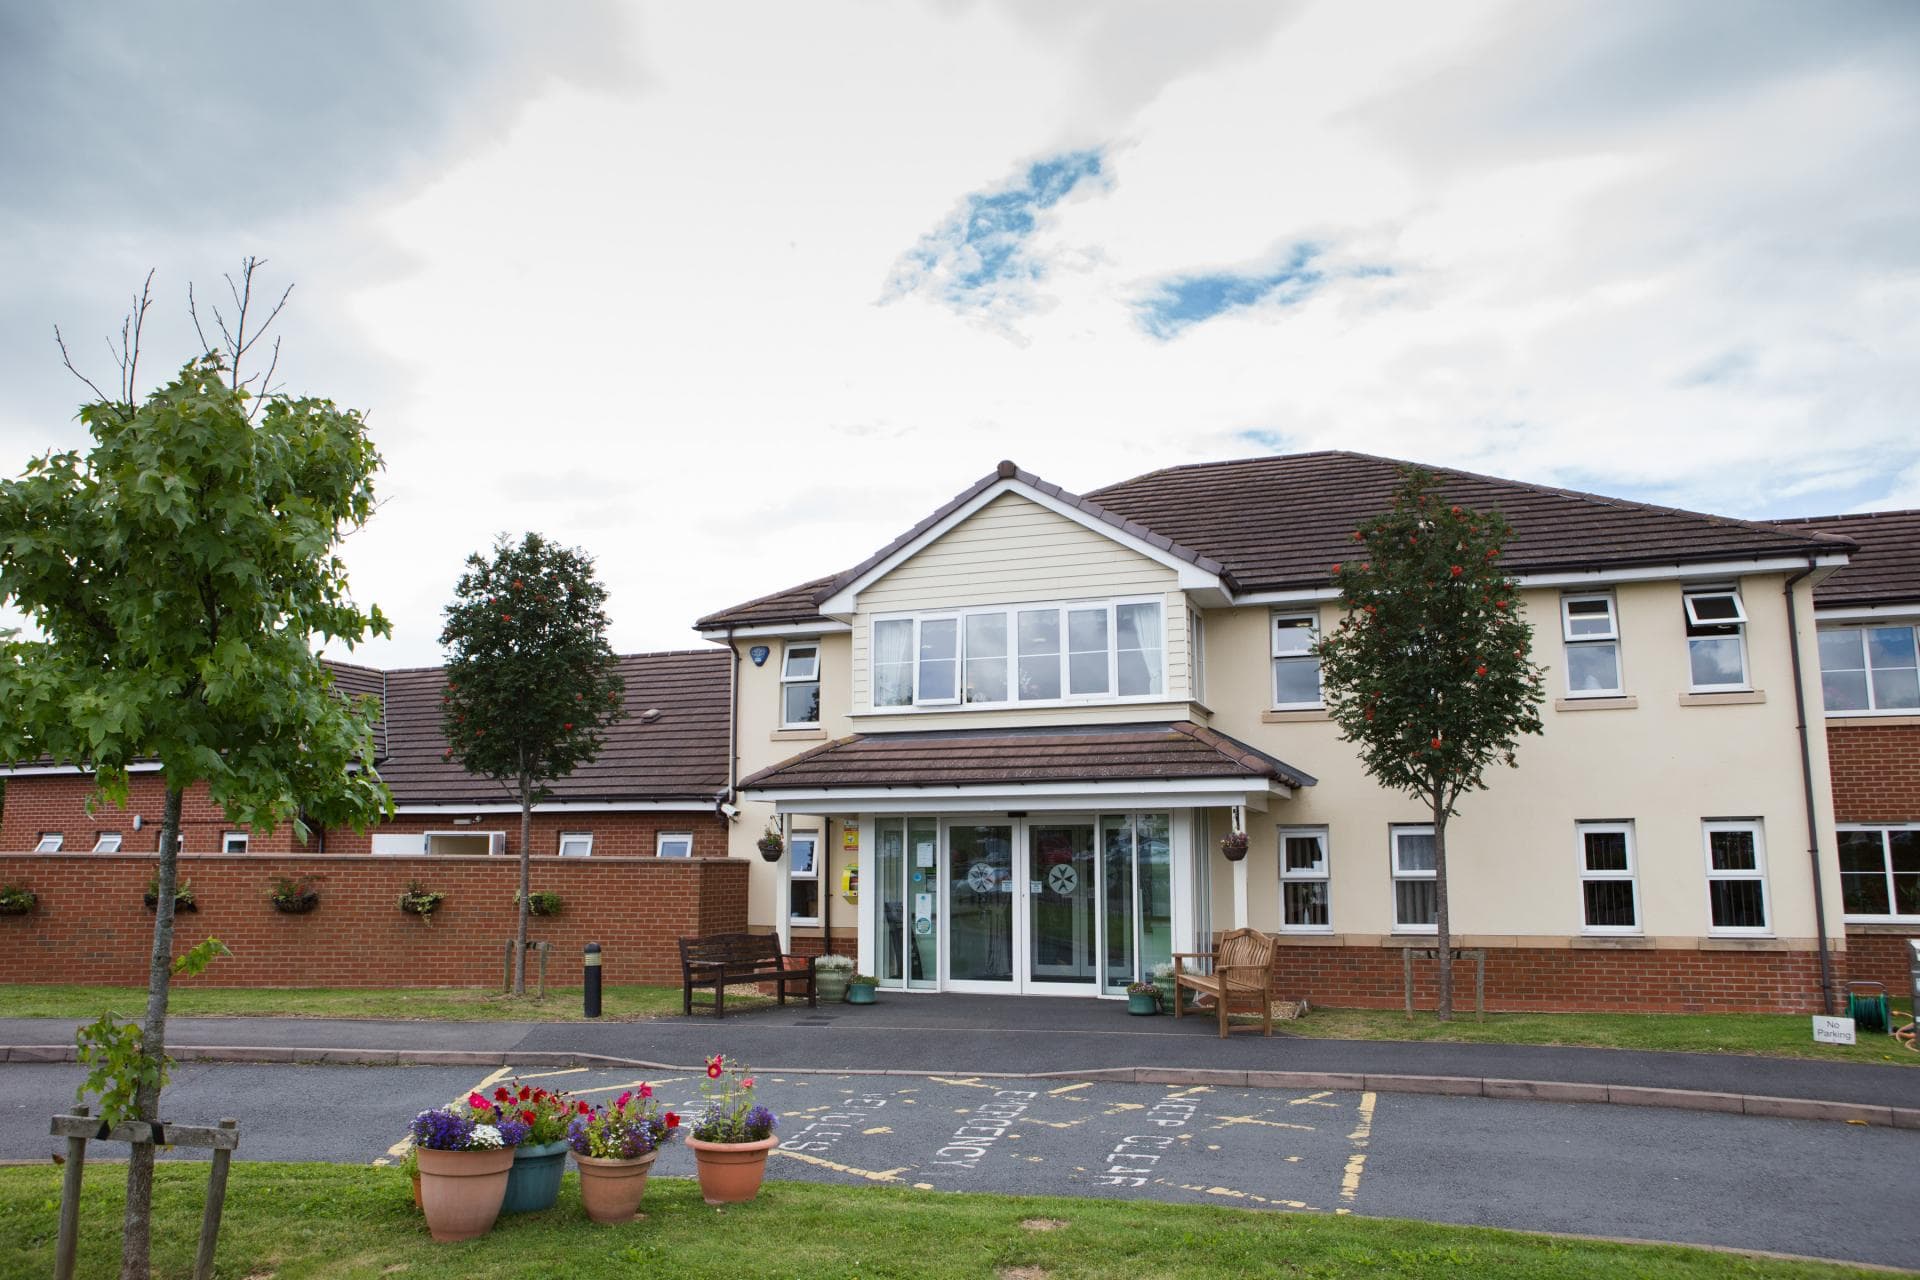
[679,933,780,971]
[1217,928,1274,991]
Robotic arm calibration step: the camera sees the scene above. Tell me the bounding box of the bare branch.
[119,270,154,405]
[251,336,283,421]
[188,281,214,358]
[54,325,114,405]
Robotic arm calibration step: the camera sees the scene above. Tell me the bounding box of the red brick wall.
[0,774,728,859]
[1272,943,1832,1014]
[0,852,748,987]
[1826,721,1920,823]
[1845,928,1919,1000]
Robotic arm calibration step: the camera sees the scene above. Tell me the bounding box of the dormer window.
[870,598,1165,711]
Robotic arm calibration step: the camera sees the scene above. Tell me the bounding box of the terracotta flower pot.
[415,1145,515,1242]
[687,1135,778,1205]
[573,1150,658,1224]
[410,1171,422,1212]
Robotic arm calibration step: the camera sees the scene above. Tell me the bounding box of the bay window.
[1818,624,1920,713]
[869,598,1166,710]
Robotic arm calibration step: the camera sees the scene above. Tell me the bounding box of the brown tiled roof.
[693,452,1852,629]
[323,659,388,758]
[1085,451,1851,593]
[1773,510,1920,609]
[739,722,1315,792]
[373,649,730,806]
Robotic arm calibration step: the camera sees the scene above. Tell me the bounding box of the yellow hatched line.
[1337,1090,1378,1212]
[772,1149,909,1182]
[378,1064,514,1166]
[1047,1082,1093,1096]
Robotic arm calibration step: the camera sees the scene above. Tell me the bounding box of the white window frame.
[866,596,1168,712]
[424,830,507,857]
[1836,824,1920,922]
[1574,821,1640,935]
[1683,587,1750,692]
[655,831,693,858]
[780,642,822,727]
[34,832,63,853]
[787,829,821,926]
[1190,611,1208,706]
[1390,825,1438,934]
[221,831,249,854]
[1701,819,1770,936]
[92,832,123,853]
[558,831,594,858]
[1278,826,1331,933]
[1818,622,1920,715]
[1269,611,1322,709]
[372,832,427,856]
[1560,593,1624,698]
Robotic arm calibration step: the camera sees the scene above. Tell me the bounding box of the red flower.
[706,1055,724,1079]
[533,1088,547,1101]
[1361,562,1371,571]
[664,1111,681,1129]
[1331,562,1342,574]
[577,1100,591,1115]
[469,1093,489,1109]
[1450,505,1462,516]
[1449,565,1462,577]
[1430,737,1443,748]
[518,1085,531,1101]
[1486,548,1499,558]
[1351,530,1363,541]
[1494,600,1508,610]
[563,722,573,731]
[501,613,511,622]
[617,1091,632,1109]
[1475,665,1488,677]
[520,1108,536,1125]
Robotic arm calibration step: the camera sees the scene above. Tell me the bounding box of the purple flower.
[744,1105,777,1140]
[409,1107,476,1151]
[496,1117,532,1147]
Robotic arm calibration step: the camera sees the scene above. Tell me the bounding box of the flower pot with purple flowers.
[688,1054,779,1204]
[567,1084,678,1224]
[408,1096,531,1242]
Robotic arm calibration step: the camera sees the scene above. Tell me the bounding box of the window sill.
[1678,690,1766,707]
[1699,935,1783,950]
[1825,713,1920,727]
[1275,929,1338,941]
[1842,919,1920,932]
[1570,934,1652,948]
[1262,707,1330,723]
[772,728,828,741]
[1554,695,1637,712]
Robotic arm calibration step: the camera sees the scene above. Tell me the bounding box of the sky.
[3,0,1916,666]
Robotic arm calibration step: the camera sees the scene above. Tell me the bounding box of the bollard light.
[584,943,602,1018]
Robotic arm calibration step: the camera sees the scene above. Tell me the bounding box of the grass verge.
[0,983,769,1023]
[0,1163,1879,1280]
[1277,1004,1918,1066]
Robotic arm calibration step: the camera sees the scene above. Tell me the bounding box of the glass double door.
[876,814,1170,996]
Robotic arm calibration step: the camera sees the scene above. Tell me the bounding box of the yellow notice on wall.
[842,826,859,851]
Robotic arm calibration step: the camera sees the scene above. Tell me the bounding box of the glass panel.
[875,820,906,984]
[1582,880,1636,929]
[783,645,819,679]
[963,613,1009,704]
[1582,830,1629,873]
[907,819,939,988]
[1839,831,1891,914]
[1116,603,1163,696]
[1273,656,1321,705]
[873,619,914,706]
[1837,830,1886,874]
[1689,636,1745,687]
[1566,643,1620,693]
[1687,592,1743,624]
[1283,835,1326,875]
[948,824,1013,982]
[1101,815,1135,992]
[1708,829,1757,871]
[1871,667,1920,710]
[1395,831,1436,873]
[1564,598,1614,637]
[1822,669,1871,712]
[1891,831,1920,916]
[783,681,820,725]
[1867,625,1918,671]
[790,835,817,876]
[1067,608,1110,696]
[1709,879,1766,930]
[789,879,820,920]
[1029,823,1097,984]
[1284,881,1329,927]
[918,618,958,702]
[1818,629,1865,674]
[1136,814,1173,977]
[1395,879,1437,927]
[1017,609,1061,700]
[1272,616,1315,656]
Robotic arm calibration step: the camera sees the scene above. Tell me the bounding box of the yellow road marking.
[929,1076,991,1089]
[1340,1091,1377,1206]
[913,1182,935,1190]
[772,1149,908,1183]
[1165,1086,1212,1097]
[568,1077,687,1098]
[1209,1113,1317,1134]
[1160,1180,1315,1211]
[1288,1091,1341,1108]
[512,1066,590,1081]
[1102,1103,1144,1115]
[377,1063,513,1166]
[1047,1082,1093,1096]
[1022,1117,1088,1130]
[862,1126,892,1135]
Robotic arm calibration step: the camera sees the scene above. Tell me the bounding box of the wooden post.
[53,1103,88,1280]
[193,1118,238,1280]
[1402,948,1415,1020]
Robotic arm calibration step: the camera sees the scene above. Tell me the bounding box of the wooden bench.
[679,933,815,1018]
[1171,927,1277,1038]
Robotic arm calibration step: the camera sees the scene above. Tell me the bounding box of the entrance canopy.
[738,721,1315,814]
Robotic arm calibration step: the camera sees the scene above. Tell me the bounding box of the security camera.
[719,802,741,821]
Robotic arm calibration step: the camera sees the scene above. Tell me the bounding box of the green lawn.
[0,1163,1879,1280]
[0,983,768,1023]
[1276,1005,1919,1067]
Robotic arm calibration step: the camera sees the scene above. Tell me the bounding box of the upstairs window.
[1561,594,1623,696]
[656,832,693,858]
[221,832,249,854]
[92,832,123,853]
[558,832,594,857]
[1683,588,1749,691]
[781,643,822,726]
[1190,612,1208,705]
[870,599,1165,710]
[1271,613,1322,708]
[1819,624,1920,712]
[1703,820,1769,934]
[35,832,63,853]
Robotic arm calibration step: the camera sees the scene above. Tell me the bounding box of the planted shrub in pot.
[687,1055,777,1205]
[145,875,196,912]
[0,885,37,917]
[269,876,319,914]
[567,1083,677,1224]
[1126,981,1160,1016]
[518,889,563,918]
[398,881,446,923]
[1220,830,1250,862]
[756,826,785,862]
[409,1099,529,1242]
[845,972,878,1005]
[488,1079,580,1215]
[814,953,855,1002]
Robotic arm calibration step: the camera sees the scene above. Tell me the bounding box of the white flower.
[468,1124,505,1149]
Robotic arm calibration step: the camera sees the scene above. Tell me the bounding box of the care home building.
[700,453,1874,1013]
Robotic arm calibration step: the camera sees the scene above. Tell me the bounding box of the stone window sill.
[1826,714,1920,727]
[1262,708,1331,724]
[1570,935,1653,948]
[772,728,828,742]
[1678,690,1766,707]
[1698,936,1785,950]
[1554,696,1638,712]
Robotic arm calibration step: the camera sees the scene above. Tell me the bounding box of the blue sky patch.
[1135,243,1334,339]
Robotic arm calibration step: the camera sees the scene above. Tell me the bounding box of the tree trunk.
[1432,797,1453,1023]
[121,785,183,1280]
[514,780,531,996]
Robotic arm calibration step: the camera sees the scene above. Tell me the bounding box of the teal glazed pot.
[1127,992,1159,1016]
[846,982,877,1005]
[501,1139,570,1214]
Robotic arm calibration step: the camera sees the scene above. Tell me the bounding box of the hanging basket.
[1220,831,1250,862]
[757,829,785,862]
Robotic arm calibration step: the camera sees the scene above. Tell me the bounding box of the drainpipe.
[1783,561,1836,1016]
[725,626,740,807]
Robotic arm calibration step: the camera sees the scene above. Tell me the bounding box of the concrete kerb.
[8,1041,1918,1127]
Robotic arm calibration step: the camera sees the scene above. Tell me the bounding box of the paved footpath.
[2,1058,1916,1268]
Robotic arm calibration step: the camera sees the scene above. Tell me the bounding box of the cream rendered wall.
[1199,573,1845,948]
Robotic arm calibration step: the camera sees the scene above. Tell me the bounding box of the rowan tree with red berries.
[441,533,624,994]
[1315,468,1546,1020]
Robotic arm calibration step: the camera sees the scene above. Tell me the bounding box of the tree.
[0,264,391,1279]
[1316,468,1547,1020]
[440,533,624,994]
